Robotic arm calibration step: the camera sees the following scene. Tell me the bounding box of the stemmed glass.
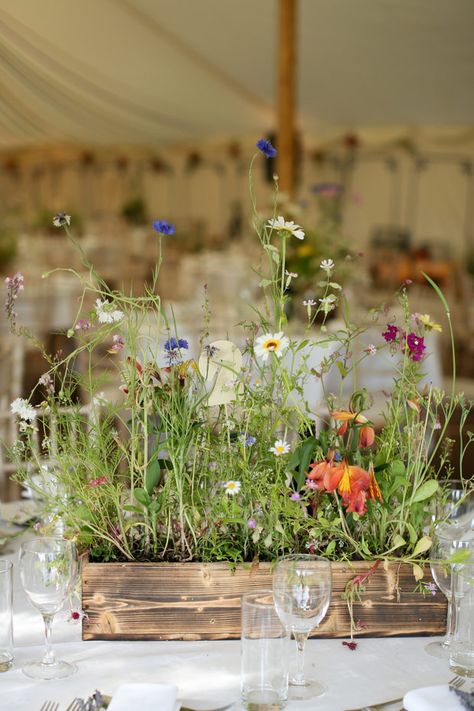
[19,537,77,679]
[426,523,474,658]
[273,554,332,700]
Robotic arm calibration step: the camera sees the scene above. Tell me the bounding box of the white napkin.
[403,685,464,711]
[107,682,179,711]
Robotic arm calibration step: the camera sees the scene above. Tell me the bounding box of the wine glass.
[19,537,77,679]
[426,523,474,658]
[272,554,331,700]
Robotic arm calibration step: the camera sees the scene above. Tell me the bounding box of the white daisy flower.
[95,298,124,324]
[224,480,241,495]
[92,392,108,407]
[254,332,289,362]
[269,439,291,456]
[10,397,36,422]
[320,258,335,272]
[266,216,305,240]
[52,212,71,228]
[303,299,317,307]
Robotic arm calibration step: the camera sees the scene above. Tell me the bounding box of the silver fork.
[39,703,59,711]
[344,676,464,711]
[65,701,84,711]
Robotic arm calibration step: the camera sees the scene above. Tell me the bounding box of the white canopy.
[1,0,474,149]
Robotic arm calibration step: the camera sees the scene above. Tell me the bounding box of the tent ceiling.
[0,0,473,149]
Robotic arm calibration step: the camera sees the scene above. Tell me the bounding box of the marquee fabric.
[0,0,473,149]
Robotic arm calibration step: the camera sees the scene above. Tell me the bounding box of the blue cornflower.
[152,220,175,236]
[244,435,256,446]
[164,337,188,352]
[334,451,342,462]
[256,139,277,158]
[164,337,188,364]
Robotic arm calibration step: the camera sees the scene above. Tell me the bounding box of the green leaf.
[75,504,94,522]
[123,505,143,514]
[134,488,151,507]
[412,480,439,503]
[325,540,336,556]
[412,535,432,557]
[295,340,309,352]
[390,460,406,477]
[390,534,406,551]
[296,436,318,490]
[264,532,273,548]
[145,459,161,495]
[412,563,424,581]
[336,361,348,378]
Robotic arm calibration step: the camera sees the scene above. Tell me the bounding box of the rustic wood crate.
[81,560,447,641]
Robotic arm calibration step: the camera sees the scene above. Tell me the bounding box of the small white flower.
[285,270,298,278]
[254,332,289,362]
[320,258,335,272]
[92,392,108,407]
[10,397,36,422]
[366,344,377,356]
[270,439,290,456]
[303,299,317,307]
[266,216,305,240]
[319,295,337,312]
[52,213,71,228]
[224,480,241,495]
[95,298,124,324]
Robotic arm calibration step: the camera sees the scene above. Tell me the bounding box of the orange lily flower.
[336,461,371,515]
[367,462,383,502]
[359,425,375,448]
[331,410,368,424]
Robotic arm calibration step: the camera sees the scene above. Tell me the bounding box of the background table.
[1,532,453,711]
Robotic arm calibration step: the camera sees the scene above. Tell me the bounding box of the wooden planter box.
[81,560,447,641]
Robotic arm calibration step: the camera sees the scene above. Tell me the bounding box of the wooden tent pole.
[277,0,297,195]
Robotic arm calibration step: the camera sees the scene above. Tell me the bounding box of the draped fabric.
[0,0,473,149]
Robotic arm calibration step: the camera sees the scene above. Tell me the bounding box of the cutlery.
[39,703,59,711]
[345,676,463,711]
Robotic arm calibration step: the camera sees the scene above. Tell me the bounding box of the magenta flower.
[382,324,398,343]
[290,492,301,501]
[305,479,318,491]
[108,335,125,354]
[88,475,108,488]
[406,332,425,361]
[247,517,257,529]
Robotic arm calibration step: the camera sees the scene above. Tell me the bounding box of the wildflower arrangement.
[5,139,473,575]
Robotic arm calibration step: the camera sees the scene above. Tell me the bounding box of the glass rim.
[0,560,13,573]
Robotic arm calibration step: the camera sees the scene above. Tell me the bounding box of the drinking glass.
[19,537,77,679]
[426,524,474,658]
[273,554,331,700]
[0,560,13,671]
[450,559,474,677]
[241,590,289,710]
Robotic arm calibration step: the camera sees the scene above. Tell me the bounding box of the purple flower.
[152,220,175,236]
[247,517,257,529]
[164,337,189,364]
[290,492,301,501]
[4,272,24,332]
[75,319,91,332]
[305,479,318,490]
[108,335,125,354]
[406,332,425,362]
[256,139,277,158]
[382,324,399,343]
[242,434,256,447]
[423,582,437,596]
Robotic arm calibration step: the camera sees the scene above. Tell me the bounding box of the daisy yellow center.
[264,339,279,351]
[227,483,237,490]
[275,445,285,454]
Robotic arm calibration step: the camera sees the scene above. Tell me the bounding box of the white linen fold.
[107,682,179,711]
[403,685,464,711]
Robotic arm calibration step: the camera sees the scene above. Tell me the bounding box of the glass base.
[289,678,327,700]
[425,640,450,659]
[22,659,77,680]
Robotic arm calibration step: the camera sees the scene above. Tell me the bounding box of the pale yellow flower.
[419,314,442,332]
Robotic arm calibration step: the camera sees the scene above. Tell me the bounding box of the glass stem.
[42,614,56,666]
[292,631,308,686]
[444,594,454,646]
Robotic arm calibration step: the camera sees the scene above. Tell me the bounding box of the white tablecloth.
[1,532,453,711]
